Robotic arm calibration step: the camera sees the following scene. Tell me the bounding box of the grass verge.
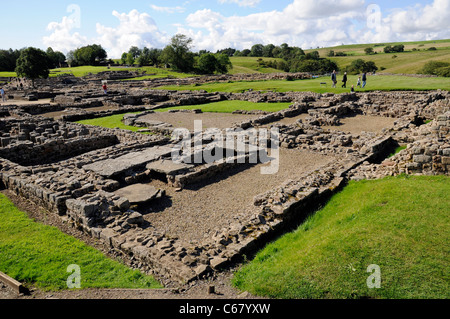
[0,193,162,291]
[232,175,450,299]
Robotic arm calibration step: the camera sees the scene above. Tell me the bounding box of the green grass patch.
[155,75,450,94]
[388,145,407,158]
[49,65,196,79]
[155,100,293,113]
[76,113,143,132]
[0,71,17,78]
[0,193,162,291]
[232,175,450,299]
[229,57,282,75]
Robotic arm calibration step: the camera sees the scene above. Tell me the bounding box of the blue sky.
[1,0,448,58]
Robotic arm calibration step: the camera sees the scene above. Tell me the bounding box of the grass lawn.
[229,57,282,74]
[232,175,450,299]
[49,65,196,79]
[76,113,144,131]
[155,100,293,113]
[0,193,162,291]
[155,75,450,94]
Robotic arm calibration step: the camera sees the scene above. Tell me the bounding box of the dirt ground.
[144,148,335,243]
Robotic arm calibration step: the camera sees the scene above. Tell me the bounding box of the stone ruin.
[0,73,448,286]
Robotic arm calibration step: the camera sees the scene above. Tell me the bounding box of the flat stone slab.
[146,159,194,175]
[114,184,161,205]
[83,146,173,178]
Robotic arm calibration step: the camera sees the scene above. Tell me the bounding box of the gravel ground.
[323,115,397,134]
[139,112,261,131]
[144,148,335,243]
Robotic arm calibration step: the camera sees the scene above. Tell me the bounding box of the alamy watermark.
[171,120,280,175]
[366,264,381,289]
[67,264,81,289]
[366,3,382,30]
[67,4,82,29]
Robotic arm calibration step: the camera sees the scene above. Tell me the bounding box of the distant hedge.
[420,61,450,77]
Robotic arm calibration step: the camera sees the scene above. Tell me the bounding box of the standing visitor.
[357,76,362,88]
[331,70,337,88]
[362,72,367,88]
[342,72,348,88]
[0,87,6,103]
[102,81,108,94]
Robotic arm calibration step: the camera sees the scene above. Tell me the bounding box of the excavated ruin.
[0,72,448,286]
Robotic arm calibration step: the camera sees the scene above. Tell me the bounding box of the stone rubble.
[0,74,449,286]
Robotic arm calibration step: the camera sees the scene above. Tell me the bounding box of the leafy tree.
[364,47,374,55]
[46,47,66,68]
[305,51,320,60]
[420,61,450,77]
[66,50,76,67]
[0,49,21,72]
[217,48,236,57]
[215,53,233,74]
[196,53,233,74]
[128,46,142,59]
[263,44,276,58]
[126,52,135,66]
[345,58,378,74]
[15,47,51,86]
[161,34,195,72]
[197,53,218,74]
[250,44,264,57]
[74,44,107,66]
[120,52,128,65]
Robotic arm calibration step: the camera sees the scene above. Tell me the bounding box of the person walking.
[362,72,367,88]
[331,70,337,88]
[102,82,108,94]
[357,76,362,88]
[342,72,348,88]
[0,87,6,103]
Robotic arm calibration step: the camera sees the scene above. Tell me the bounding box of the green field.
[0,193,162,291]
[155,75,450,94]
[50,65,196,79]
[229,57,281,74]
[304,39,450,75]
[232,175,450,299]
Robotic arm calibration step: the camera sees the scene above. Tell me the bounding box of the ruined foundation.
[0,73,448,286]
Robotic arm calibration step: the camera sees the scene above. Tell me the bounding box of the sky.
[1,0,449,58]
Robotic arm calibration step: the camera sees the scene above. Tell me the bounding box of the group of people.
[331,70,367,92]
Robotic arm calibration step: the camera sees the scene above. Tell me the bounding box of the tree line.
[2,34,386,82]
[119,34,233,75]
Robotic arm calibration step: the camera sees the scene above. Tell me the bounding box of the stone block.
[413,155,432,163]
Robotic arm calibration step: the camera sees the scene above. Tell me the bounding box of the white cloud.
[183,1,365,51]
[150,4,186,14]
[95,10,169,58]
[43,0,450,58]
[181,0,450,52]
[218,0,261,7]
[43,16,88,53]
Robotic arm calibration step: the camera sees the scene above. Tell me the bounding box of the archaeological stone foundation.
[0,72,448,286]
